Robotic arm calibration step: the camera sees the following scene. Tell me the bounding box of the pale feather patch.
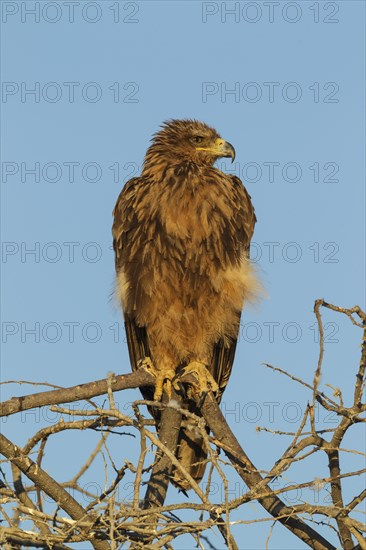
[210,256,263,306]
[115,270,129,308]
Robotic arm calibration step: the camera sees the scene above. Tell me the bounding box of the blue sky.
[1,1,365,548]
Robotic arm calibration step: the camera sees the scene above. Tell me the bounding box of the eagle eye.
[191,135,204,144]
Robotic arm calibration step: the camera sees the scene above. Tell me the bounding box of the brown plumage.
[112,119,259,490]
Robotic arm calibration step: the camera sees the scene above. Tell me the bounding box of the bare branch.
[1,300,364,549]
[199,391,336,550]
[0,434,109,550]
[0,370,154,418]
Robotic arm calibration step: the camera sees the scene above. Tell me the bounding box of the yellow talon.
[138,357,176,401]
[138,357,155,374]
[179,361,219,396]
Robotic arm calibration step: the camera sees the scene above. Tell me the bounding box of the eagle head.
[143,119,235,173]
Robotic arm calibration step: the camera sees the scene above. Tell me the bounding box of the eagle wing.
[210,175,256,403]
[112,177,157,408]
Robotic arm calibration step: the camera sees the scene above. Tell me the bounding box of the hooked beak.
[196,138,236,163]
[218,139,236,162]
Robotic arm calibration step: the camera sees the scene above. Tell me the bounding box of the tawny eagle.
[112,119,259,490]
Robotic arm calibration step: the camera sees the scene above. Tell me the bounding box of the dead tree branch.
[0,300,365,549]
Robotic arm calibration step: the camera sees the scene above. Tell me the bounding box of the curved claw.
[178,361,218,397]
[138,357,176,401]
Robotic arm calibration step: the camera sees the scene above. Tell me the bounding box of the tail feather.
[172,421,208,490]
